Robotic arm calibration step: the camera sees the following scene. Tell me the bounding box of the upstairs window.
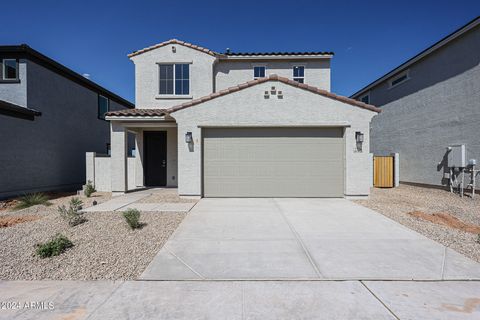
[359,93,370,104]
[253,66,266,79]
[293,66,304,83]
[159,63,190,95]
[389,70,410,88]
[2,59,18,80]
[98,95,109,120]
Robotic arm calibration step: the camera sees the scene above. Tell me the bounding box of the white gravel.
[354,184,480,262]
[0,193,185,280]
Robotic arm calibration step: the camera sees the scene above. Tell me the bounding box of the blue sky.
[1,0,479,103]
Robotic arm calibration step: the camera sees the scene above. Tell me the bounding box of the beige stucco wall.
[215,59,331,92]
[85,153,136,192]
[171,80,376,197]
[130,45,216,109]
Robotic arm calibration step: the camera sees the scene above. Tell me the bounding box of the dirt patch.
[0,199,19,211]
[0,215,41,228]
[407,211,480,234]
[354,184,480,263]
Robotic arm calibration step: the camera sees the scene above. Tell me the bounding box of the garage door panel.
[203,128,344,197]
[205,162,341,178]
[207,143,343,162]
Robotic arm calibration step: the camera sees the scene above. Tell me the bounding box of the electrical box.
[447,144,466,168]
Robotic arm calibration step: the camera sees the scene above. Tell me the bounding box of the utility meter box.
[447,144,466,168]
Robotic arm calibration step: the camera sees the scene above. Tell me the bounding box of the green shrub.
[84,180,96,198]
[58,197,86,226]
[36,234,73,258]
[15,193,51,210]
[122,209,141,229]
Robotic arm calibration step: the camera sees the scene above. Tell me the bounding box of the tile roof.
[224,51,334,56]
[106,108,168,117]
[128,39,334,59]
[106,75,380,118]
[128,39,220,58]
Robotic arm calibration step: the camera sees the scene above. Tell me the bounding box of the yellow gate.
[373,156,394,188]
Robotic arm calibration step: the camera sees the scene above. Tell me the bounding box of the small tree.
[84,180,96,198]
[58,197,86,227]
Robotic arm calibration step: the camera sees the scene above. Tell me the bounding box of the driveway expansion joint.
[165,247,206,280]
[271,198,325,279]
[360,280,401,320]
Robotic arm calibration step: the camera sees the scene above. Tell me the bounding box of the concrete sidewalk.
[141,198,480,280]
[82,189,196,213]
[1,280,479,319]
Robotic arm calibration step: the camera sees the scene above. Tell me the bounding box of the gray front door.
[203,127,345,197]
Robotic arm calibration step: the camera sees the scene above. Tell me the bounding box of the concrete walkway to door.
[141,198,480,280]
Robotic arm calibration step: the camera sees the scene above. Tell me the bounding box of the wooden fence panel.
[373,156,394,188]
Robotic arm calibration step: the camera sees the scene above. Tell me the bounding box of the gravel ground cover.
[137,188,197,203]
[354,184,480,262]
[0,192,185,280]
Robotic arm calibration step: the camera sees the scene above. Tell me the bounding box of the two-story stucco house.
[0,45,134,199]
[88,39,380,198]
[351,16,479,191]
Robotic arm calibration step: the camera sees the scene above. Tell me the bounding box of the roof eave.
[350,16,480,98]
[0,45,134,108]
[220,54,333,60]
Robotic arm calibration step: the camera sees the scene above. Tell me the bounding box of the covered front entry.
[144,131,168,186]
[202,127,345,197]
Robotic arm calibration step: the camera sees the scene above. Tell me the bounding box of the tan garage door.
[203,127,344,197]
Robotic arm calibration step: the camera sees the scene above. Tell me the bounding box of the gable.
[169,75,380,114]
[128,39,220,59]
[171,76,379,125]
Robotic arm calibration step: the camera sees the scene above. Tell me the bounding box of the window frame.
[388,70,410,89]
[292,65,305,83]
[359,92,370,104]
[253,65,267,79]
[1,58,19,82]
[97,94,110,120]
[157,62,191,97]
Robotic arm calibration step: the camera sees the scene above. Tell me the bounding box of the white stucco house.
[86,39,380,198]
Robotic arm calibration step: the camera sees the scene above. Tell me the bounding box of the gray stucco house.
[351,16,479,190]
[0,45,134,199]
[88,39,380,198]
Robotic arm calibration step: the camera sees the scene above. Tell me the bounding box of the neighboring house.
[351,16,480,190]
[0,45,134,199]
[87,39,380,198]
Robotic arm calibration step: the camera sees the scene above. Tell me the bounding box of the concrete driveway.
[3,198,480,319]
[141,198,480,280]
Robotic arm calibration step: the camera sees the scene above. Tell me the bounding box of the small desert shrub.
[84,180,96,198]
[36,234,73,258]
[122,209,141,229]
[58,197,86,226]
[477,234,480,244]
[14,193,51,210]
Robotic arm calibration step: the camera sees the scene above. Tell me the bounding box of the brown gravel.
[0,192,185,280]
[137,188,197,203]
[0,215,40,228]
[354,184,480,262]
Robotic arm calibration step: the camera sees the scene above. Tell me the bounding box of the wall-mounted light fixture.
[355,131,364,152]
[185,132,193,143]
[172,46,176,53]
[355,132,364,143]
